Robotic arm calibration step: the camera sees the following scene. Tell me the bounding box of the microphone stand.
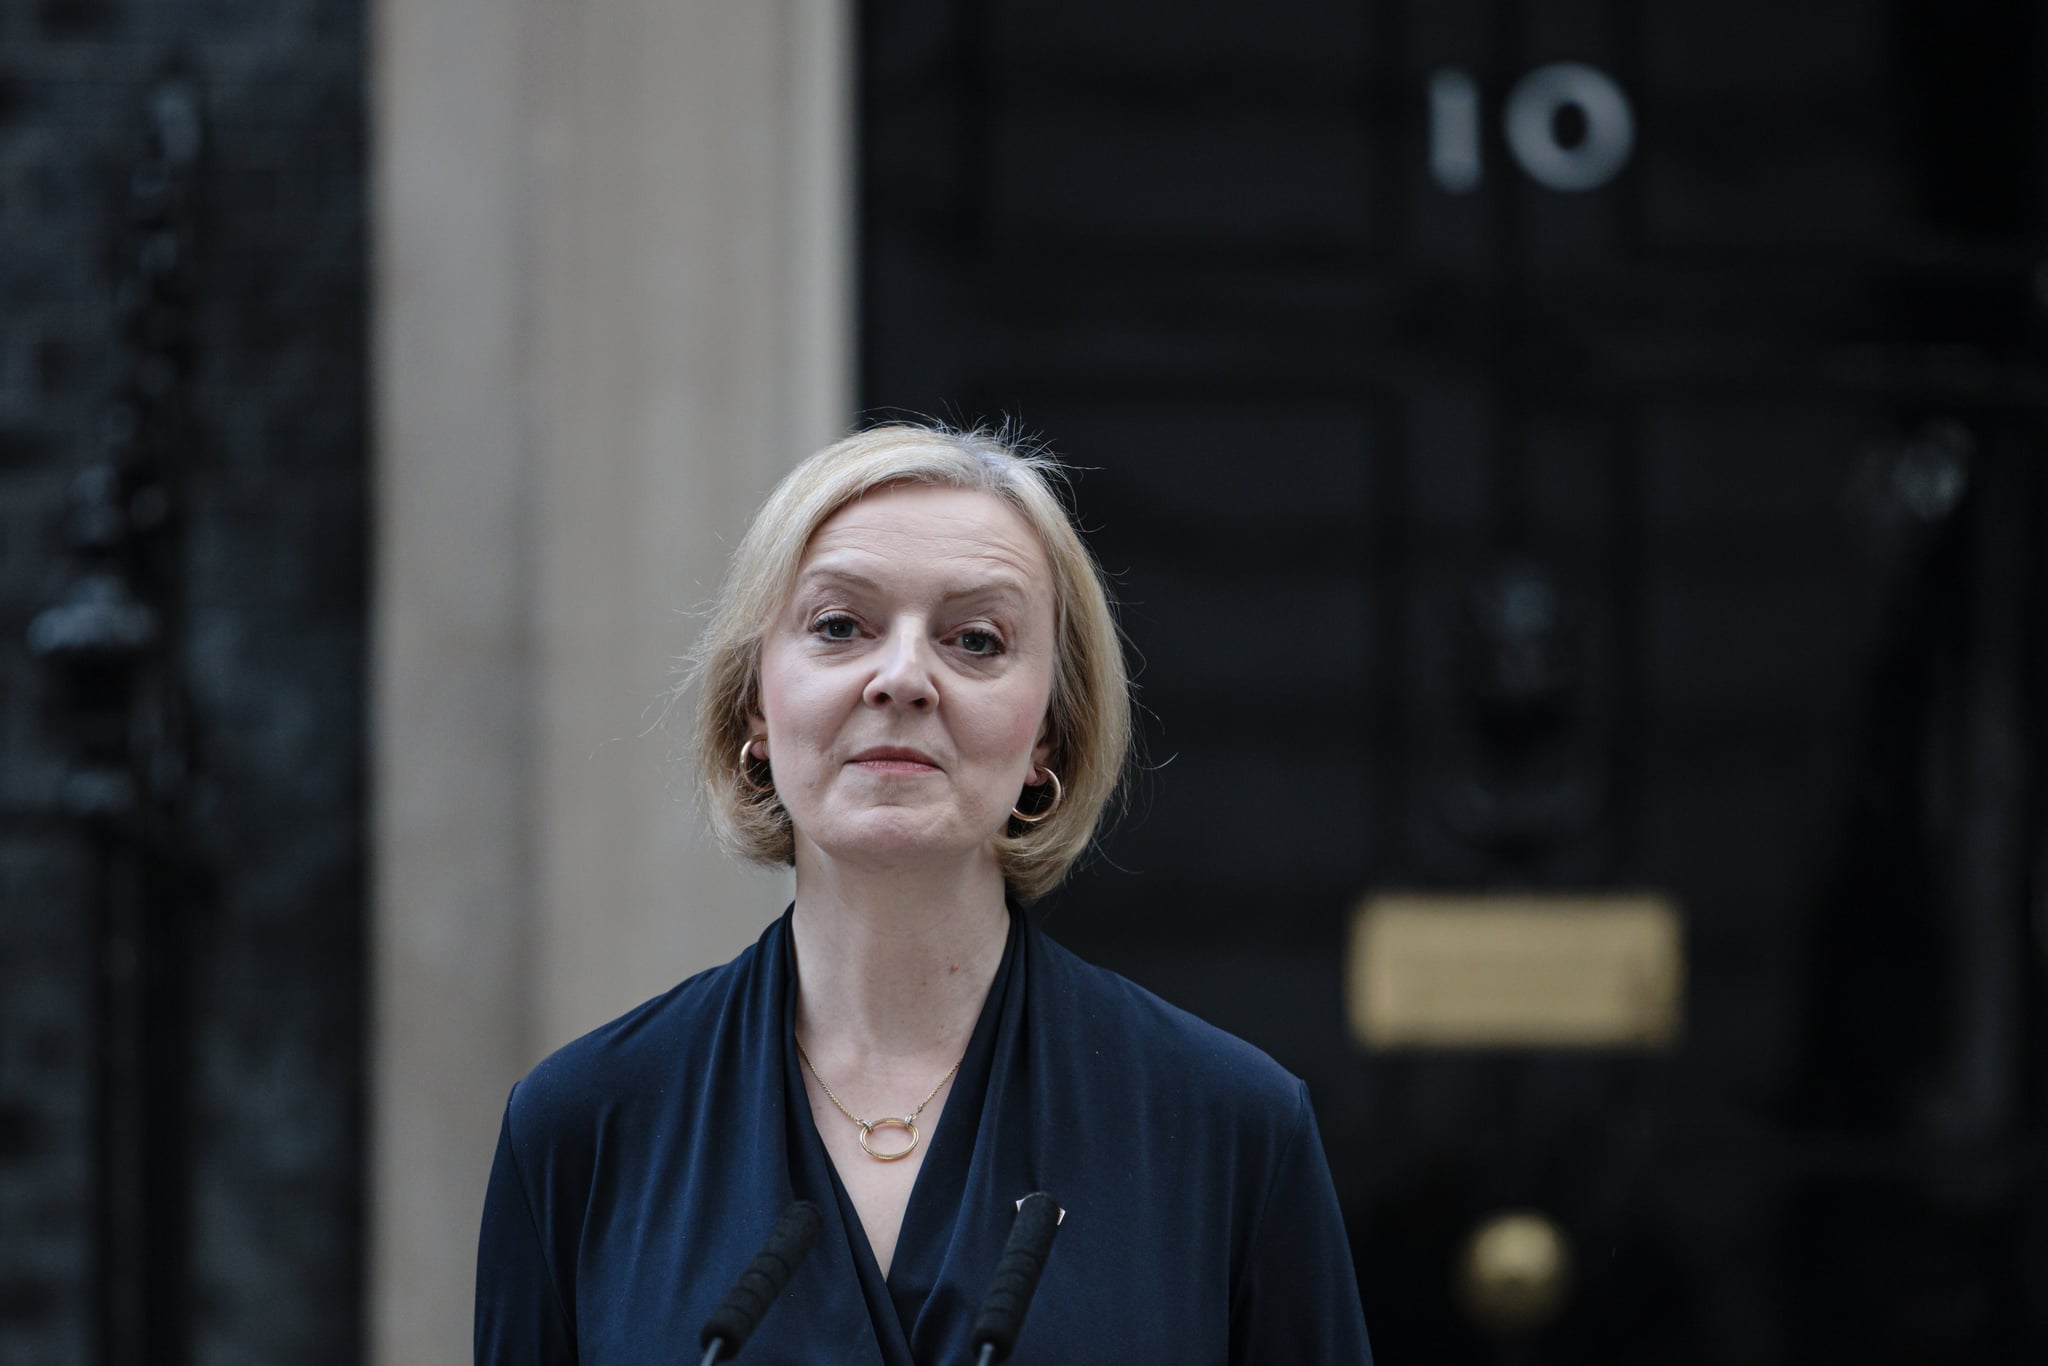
[966,1192,1064,1366]
[697,1200,823,1364]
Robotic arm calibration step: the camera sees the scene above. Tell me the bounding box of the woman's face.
[752,483,1057,876]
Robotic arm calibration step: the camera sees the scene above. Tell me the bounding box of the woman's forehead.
[799,484,1051,592]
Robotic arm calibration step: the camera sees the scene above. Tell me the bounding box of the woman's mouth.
[847,746,941,774]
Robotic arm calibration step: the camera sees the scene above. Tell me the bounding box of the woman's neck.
[788,852,1011,1059]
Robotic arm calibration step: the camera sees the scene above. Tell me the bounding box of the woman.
[475,424,1372,1364]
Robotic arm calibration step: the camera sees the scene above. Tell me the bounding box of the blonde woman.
[475,424,1372,1364]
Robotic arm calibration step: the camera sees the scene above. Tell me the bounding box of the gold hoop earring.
[737,736,773,793]
[1011,767,1063,825]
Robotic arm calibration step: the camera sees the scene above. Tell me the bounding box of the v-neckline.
[780,908,1021,1360]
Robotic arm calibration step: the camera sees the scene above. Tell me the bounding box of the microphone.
[968,1191,1064,1366]
[697,1200,823,1365]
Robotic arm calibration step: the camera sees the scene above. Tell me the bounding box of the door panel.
[859,2,2048,1359]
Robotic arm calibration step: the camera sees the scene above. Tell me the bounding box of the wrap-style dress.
[476,908,1372,1364]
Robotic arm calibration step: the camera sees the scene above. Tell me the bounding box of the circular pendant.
[859,1117,919,1161]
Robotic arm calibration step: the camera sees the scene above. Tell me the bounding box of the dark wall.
[0,2,366,1363]
[861,1,2047,1361]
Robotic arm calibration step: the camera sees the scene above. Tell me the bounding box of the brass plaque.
[1347,892,1683,1049]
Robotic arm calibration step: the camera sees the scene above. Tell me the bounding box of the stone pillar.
[369,0,846,1358]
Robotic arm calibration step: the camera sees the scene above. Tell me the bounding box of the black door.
[859,3,2048,1360]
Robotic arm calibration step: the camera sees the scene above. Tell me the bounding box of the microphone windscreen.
[969,1191,1063,1362]
[699,1200,824,1359]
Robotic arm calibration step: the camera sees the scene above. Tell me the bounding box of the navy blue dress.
[475,908,1372,1364]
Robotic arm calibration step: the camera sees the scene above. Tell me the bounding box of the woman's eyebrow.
[793,565,884,595]
[939,579,1030,610]
[795,564,1032,607]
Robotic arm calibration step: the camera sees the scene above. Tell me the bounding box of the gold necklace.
[794,1034,961,1162]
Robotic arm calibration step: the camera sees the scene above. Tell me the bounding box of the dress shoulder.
[1026,918,1307,1119]
[503,934,763,1144]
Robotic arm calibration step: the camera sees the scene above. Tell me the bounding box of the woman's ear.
[1030,717,1054,777]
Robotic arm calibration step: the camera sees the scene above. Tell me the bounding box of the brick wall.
[0,0,366,1361]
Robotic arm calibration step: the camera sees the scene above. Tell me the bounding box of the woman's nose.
[862,623,937,710]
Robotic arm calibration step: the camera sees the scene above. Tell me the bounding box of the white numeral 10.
[1429,63,1636,194]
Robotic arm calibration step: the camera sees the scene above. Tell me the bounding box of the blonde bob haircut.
[687,422,1133,902]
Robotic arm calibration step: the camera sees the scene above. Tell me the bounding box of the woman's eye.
[813,614,859,641]
[957,629,1003,656]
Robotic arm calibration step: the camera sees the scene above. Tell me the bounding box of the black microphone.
[968,1191,1063,1366]
[697,1199,823,1365]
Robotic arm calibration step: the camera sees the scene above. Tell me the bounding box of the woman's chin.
[802,809,1000,871]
